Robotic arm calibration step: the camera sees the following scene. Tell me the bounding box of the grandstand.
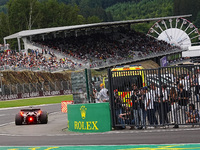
[3,15,192,71]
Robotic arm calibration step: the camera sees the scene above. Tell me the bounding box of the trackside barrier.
[67,102,112,133]
[61,101,74,113]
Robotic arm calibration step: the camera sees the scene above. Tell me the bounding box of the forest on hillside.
[0,0,199,48]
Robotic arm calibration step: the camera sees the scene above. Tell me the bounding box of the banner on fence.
[0,90,72,101]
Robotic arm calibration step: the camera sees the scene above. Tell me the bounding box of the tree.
[7,0,41,33]
[194,11,200,28]
[87,16,101,24]
[0,12,9,43]
[174,0,200,22]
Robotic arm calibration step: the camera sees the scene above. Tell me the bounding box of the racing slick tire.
[15,113,23,125]
[40,111,48,124]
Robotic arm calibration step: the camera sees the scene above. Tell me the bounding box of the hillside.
[0,0,199,48]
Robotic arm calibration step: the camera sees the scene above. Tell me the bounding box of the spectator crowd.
[33,28,181,69]
[0,49,78,71]
[0,28,181,71]
[113,69,200,129]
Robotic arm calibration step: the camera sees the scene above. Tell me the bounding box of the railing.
[0,80,72,101]
[108,65,200,129]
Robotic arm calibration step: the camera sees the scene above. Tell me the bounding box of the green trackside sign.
[67,102,112,133]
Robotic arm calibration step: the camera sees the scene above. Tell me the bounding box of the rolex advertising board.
[67,102,112,133]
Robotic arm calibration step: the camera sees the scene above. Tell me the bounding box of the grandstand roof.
[4,14,192,40]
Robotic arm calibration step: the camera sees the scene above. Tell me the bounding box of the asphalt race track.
[0,103,200,146]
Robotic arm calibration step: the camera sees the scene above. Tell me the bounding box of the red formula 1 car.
[15,107,48,125]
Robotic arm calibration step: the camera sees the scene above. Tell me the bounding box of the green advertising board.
[67,102,112,133]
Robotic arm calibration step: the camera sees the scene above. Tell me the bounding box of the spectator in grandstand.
[169,87,179,128]
[97,83,109,102]
[186,103,199,123]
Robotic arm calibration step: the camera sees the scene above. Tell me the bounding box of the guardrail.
[0,81,72,101]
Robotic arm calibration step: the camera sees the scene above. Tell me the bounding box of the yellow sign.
[74,121,99,130]
[80,106,87,119]
[73,106,99,131]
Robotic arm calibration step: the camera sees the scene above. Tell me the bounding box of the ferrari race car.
[15,107,48,125]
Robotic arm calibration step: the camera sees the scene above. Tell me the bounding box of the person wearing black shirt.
[178,84,189,124]
[114,90,125,129]
[158,84,169,125]
[131,89,145,129]
[169,87,179,128]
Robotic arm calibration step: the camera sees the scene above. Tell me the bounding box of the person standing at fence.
[97,83,109,102]
[114,90,123,127]
[131,89,144,129]
[91,88,99,103]
[194,74,199,102]
[146,83,158,128]
[154,85,161,124]
[169,87,179,128]
[138,88,145,129]
[178,83,189,124]
[142,86,148,128]
[131,89,139,128]
[179,74,189,92]
[158,84,169,125]
[118,106,133,129]
[186,103,199,123]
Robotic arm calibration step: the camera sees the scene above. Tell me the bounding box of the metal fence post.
[16,83,18,94]
[85,69,90,101]
[29,83,31,93]
[49,81,50,91]
[2,84,4,95]
[61,81,63,90]
[42,82,44,91]
[23,83,25,93]
[108,68,115,128]
[158,67,164,126]
[10,84,11,95]
[67,81,70,90]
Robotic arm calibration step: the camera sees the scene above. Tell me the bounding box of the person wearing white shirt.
[146,83,158,127]
[157,84,169,125]
[97,83,109,102]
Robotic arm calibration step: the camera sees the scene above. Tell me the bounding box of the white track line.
[0,103,59,111]
[0,122,14,127]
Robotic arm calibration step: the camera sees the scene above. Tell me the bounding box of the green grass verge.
[0,95,73,108]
